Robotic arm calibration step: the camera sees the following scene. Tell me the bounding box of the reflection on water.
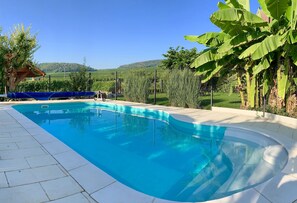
[13,102,287,202]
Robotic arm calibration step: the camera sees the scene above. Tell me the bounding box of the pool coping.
[1,99,297,203]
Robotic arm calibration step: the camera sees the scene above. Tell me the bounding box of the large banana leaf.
[185,32,230,47]
[252,58,270,75]
[238,0,250,11]
[217,31,266,53]
[191,49,233,68]
[201,62,224,83]
[265,0,290,20]
[287,30,297,44]
[239,43,261,59]
[291,0,297,29]
[211,8,268,36]
[193,62,215,76]
[224,0,243,9]
[251,34,286,60]
[218,2,231,10]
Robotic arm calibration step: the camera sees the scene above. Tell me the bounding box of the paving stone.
[0,183,49,203]
[0,143,18,151]
[54,150,88,171]
[26,154,57,168]
[0,158,30,172]
[69,164,115,194]
[41,176,83,200]
[42,141,71,155]
[45,193,90,203]
[0,147,46,159]
[6,165,66,186]
[0,172,8,188]
[91,182,154,203]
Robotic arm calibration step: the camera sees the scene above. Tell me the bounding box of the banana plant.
[186,0,297,112]
[185,0,268,108]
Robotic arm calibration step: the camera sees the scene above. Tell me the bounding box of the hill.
[117,59,163,69]
[38,63,97,73]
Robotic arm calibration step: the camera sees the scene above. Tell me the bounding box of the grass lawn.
[200,92,241,109]
[112,92,241,109]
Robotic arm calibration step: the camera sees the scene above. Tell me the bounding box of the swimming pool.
[13,102,288,202]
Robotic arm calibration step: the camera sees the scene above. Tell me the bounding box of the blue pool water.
[13,102,288,202]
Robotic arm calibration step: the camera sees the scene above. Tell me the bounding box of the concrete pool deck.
[0,99,296,203]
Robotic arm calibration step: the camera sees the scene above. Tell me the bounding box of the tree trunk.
[237,72,246,108]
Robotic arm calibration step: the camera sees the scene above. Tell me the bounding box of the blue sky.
[0,0,259,69]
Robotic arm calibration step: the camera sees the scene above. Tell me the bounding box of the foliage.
[69,68,93,91]
[123,71,150,103]
[38,62,96,73]
[92,81,115,92]
[16,79,71,92]
[161,47,199,70]
[186,0,297,115]
[0,24,38,91]
[167,69,200,108]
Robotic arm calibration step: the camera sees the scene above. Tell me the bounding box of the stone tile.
[0,143,18,151]
[0,126,24,134]
[82,192,98,203]
[16,139,41,149]
[6,165,66,186]
[0,148,46,159]
[91,182,154,203]
[0,158,30,172]
[0,172,8,188]
[255,173,297,203]
[42,141,71,155]
[0,183,49,203]
[54,150,88,171]
[45,193,90,203]
[69,164,115,194]
[0,132,11,138]
[41,176,83,200]
[10,129,31,137]
[0,136,33,144]
[32,133,59,144]
[27,127,51,136]
[26,154,57,168]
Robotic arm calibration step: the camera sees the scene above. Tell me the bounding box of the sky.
[0,0,260,69]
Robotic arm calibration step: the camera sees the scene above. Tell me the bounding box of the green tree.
[0,25,38,91]
[161,46,198,70]
[69,67,93,91]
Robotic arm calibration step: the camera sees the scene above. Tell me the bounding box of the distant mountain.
[38,63,97,73]
[117,60,163,69]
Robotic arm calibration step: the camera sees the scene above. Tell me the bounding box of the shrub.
[69,68,93,91]
[167,69,200,108]
[92,81,115,92]
[16,80,71,92]
[123,71,150,103]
